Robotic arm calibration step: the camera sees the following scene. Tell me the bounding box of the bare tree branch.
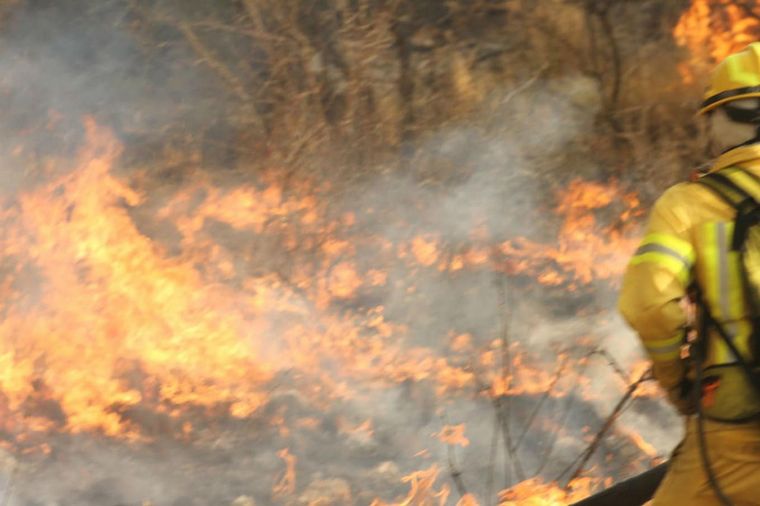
[590,348,629,385]
[584,0,622,131]
[596,6,622,120]
[441,414,470,500]
[511,352,570,453]
[495,276,526,486]
[177,22,252,102]
[533,353,593,476]
[557,367,653,487]
[501,64,548,108]
[486,413,500,506]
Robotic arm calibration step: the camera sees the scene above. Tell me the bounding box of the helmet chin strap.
[721,126,760,154]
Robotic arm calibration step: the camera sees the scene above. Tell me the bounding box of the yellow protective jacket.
[620,145,760,505]
[619,144,760,397]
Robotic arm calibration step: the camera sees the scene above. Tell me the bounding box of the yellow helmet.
[700,42,760,115]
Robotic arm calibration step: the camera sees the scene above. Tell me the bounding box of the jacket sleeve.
[618,185,696,392]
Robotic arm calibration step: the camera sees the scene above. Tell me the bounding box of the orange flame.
[675,0,760,64]
[625,431,659,461]
[498,477,595,506]
[412,236,440,267]
[376,469,598,506]
[456,495,480,506]
[1,119,516,441]
[272,448,297,498]
[433,424,470,447]
[0,119,273,438]
[500,180,642,288]
[0,118,655,505]
[371,466,450,506]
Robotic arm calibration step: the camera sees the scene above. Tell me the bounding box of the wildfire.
[0,121,574,439]
[674,0,760,82]
[0,119,275,438]
[371,466,450,506]
[675,0,760,63]
[0,120,479,440]
[498,477,595,506]
[272,448,297,498]
[624,431,660,461]
[433,424,470,447]
[412,236,441,267]
[500,180,642,288]
[0,118,657,504]
[377,466,596,506]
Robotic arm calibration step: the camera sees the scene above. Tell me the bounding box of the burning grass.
[0,118,669,505]
[2,0,739,501]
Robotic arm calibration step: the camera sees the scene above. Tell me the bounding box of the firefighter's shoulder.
[646,181,702,231]
[648,175,732,233]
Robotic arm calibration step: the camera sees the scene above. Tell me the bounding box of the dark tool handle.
[569,463,668,506]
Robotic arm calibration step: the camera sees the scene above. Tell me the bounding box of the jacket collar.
[711,144,760,172]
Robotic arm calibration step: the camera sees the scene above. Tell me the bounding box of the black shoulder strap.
[699,169,760,250]
[697,170,760,381]
[699,170,757,209]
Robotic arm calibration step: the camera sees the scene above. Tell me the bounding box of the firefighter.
[619,42,760,506]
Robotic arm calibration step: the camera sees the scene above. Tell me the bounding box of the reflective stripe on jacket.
[619,144,760,392]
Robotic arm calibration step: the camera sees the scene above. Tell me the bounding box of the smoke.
[0,1,223,128]
[0,2,681,505]
[0,0,230,199]
[291,72,682,497]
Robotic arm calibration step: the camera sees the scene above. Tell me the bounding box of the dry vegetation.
[0,0,732,505]
[108,0,703,196]
[74,0,710,301]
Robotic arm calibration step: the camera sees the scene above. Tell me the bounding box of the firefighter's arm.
[618,186,696,405]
